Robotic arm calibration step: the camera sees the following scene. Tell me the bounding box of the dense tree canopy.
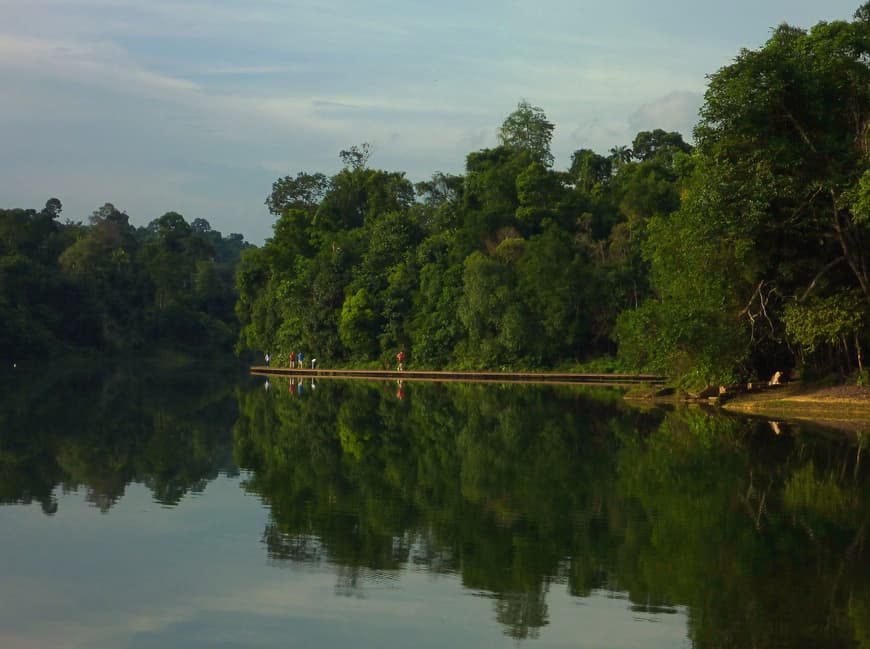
[238,88,708,375]
[616,3,870,384]
[0,200,250,360]
[238,113,679,369]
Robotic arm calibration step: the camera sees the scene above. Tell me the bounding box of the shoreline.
[252,366,870,434]
[720,383,870,433]
[626,381,870,434]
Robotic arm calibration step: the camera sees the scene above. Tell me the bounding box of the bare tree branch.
[797,256,846,302]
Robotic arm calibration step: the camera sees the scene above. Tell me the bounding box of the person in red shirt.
[396,350,405,371]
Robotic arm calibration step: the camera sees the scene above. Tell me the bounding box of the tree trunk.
[832,197,870,303]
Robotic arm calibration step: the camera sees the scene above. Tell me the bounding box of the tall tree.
[497,100,555,168]
[607,145,633,171]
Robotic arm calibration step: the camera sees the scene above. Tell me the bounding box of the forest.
[237,6,870,386]
[0,200,250,360]
[5,6,870,386]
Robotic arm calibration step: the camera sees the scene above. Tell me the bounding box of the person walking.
[396,350,405,371]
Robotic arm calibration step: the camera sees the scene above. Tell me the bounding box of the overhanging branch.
[797,256,846,303]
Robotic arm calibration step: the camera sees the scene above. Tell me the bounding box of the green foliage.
[497,100,555,168]
[239,10,870,380]
[614,173,754,384]
[0,199,249,359]
[614,8,870,382]
[783,291,866,354]
[457,251,529,365]
[569,149,611,191]
[11,6,870,384]
[240,116,673,369]
[338,288,378,358]
[630,129,692,164]
[265,171,331,215]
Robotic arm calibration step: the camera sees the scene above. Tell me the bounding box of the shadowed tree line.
[0,200,251,361]
[239,5,870,387]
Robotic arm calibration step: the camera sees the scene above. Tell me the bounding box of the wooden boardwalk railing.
[251,366,666,386]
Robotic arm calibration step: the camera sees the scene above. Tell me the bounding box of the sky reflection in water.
[0,476,686,649]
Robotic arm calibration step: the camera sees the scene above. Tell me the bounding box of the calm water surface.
[0,365,867,648]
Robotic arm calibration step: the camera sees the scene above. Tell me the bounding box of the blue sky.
[0,0,862,244]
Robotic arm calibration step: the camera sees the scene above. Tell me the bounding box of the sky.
[0,0,863,244]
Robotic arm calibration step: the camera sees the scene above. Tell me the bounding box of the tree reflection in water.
[233,378,870,646]
[2,366,869,647]
[0,363,240,514]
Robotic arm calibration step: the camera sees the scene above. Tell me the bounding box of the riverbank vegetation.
[237,5,870,387]
[0,201,250,361]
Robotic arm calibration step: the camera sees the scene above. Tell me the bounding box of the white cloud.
[0,34,201,97]
[0,0,861,243]
[628,91,704,142]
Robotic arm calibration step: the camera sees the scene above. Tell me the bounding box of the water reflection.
[1,366,869,647]
[0,363,240,513]
[234,378,870,647]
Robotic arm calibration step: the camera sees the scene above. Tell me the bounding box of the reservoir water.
[0,365,867,648]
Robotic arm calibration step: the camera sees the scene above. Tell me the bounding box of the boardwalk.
[251,366,666,387]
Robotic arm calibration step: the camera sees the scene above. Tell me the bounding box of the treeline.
[237,120,690,370]
[238,5,870,385]
[0,200,251,360]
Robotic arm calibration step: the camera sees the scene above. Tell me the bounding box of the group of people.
[264,351,316,369]
[266,349,407,400]
[267,350,406,371]
[288,351,314,369]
